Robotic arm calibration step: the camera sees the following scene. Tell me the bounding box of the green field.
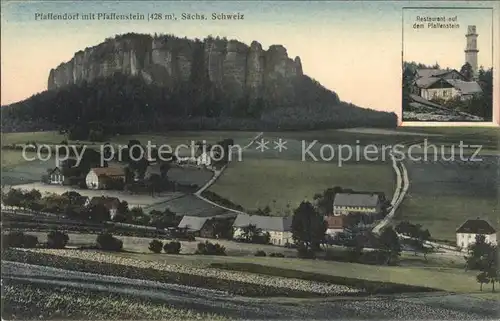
[0,130,257,153]
[1,150,35,168]
[2,281,226,321]
[1,131,65,146]
[395,194,498,243]
[104,251,493,295]
[107,131,258,148]
[274,127,499,152]
[210,158,394,214]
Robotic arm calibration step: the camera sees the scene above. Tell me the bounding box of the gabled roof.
[88,196,121,209]
[414,77,445,89]
[333,193,380,207]
[145,164,162,177]
[456,219,496,234]
[445,79,482,95]
[90,167,125,177]
[178,216,210,231]
[415,69,452,79]
[48,167,63,175]
[233,214,293,232]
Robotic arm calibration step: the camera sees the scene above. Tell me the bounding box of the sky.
[403,7,493,70]
[1,1,499,123]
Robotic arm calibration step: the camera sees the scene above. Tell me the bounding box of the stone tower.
[465,25,479,79]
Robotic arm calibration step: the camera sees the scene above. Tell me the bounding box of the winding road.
[193,132,263,215]
[372,152,409,235]
[2,261,497,320]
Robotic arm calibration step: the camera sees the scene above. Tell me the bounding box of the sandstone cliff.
[48,33,304,102]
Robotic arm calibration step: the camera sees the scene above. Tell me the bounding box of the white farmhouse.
[233,214,293,246]
[456,218,497,250]
[196,152,211,167]
[85,167,126,190]
[47,167,64,185]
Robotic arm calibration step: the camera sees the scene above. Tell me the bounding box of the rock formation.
[48,33,304,102]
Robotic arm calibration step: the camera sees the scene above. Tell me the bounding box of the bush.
[46,231,69,249]
[254,250,266,257]
[269,252,285,258]
[2,232,38,249]
[297,246,316,259]
[163,241,181,254]
[148,239,163,253]
[96,233,123,251]
[195,241,226,256]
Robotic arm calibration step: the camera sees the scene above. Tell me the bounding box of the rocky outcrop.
[48,33,304,102]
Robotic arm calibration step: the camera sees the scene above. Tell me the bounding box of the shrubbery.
[148,239,163,253]
[96,233,123,251]
[195,241,226,256]
[163,241,181,254]
[46,231,69,249]
[297,246,316,259]
[254,250,266,257]
[269,252,285,258]
[2,232,38,249]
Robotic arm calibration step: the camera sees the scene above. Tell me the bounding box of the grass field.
[274,127,499,152]
[77,250,495,296]
[396,193,498,242]
[2,280,226,320]
[395,155,499,242]
[1,131,65,146]
[210,158,394,214]
[1,150,36,168]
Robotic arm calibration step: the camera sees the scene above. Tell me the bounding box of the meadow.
[209,158,394,214]
[396,156,499,242]
[2,127,498,242]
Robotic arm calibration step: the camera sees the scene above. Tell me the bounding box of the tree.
[460,62,473,81]
[96,233,123,251]
[395,221,431,256]
[210,218,234,239]
[291,201,327,251]
[87,203,110,222]
[47,231,69,249]
[313,186,343,215]
[476,271,490,291]
[3,188,25,207]
[148,239,163,253]
[378,226,401,265]
[465,235,495,271]
[163,241,181,254]
[241,224,262,243]
[149,209,176,228]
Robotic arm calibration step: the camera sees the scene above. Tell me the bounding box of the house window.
[443,90,448,97]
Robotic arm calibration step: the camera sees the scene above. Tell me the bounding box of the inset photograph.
[402,8,493,122]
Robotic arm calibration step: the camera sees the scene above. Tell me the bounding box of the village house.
[456,218,497,250]
[232,214,293,246]
[85,167,126,190]
[177,216,212,237]
[86,196,121,220]
[144,164,163,180]
[412,68,482,102]
[324,215,352,237]
[333,193,384,216]
[196,151,212,167]
[47,167,64,185]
